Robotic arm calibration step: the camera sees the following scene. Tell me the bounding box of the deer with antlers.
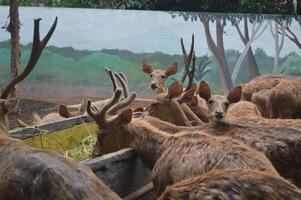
[133,79,301,187]
[86,87,284,197]
[0,17,122,200]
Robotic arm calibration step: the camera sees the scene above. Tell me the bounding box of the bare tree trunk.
[243,17,259,78]
[270,20,285,73]
[9,0,20,79]
[200,16,233,93]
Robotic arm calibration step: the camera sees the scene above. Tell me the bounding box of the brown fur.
[227,101,301,128]
[198,80,242,122]
[158,169,301,200]
[267,79,301,119]
[142,60,178,94]
[88,90,278,197]
[0,18,121,199]
[0,136,121,200]
[251,89,271,117]
[241,73,301,102]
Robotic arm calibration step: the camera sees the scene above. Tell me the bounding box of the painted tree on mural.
[114,0,296,92]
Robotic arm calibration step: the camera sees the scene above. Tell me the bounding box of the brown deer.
[87,88,278,197]
[197,80,242,122]
[158,169,301,200]
[241,73,301,101]
[267,79,301,119]
[227,100,301,129]
[142,60,178,94]
[141,80,301,187]
[0,18,121,200]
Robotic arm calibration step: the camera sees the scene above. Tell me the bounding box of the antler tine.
[87,88,123,123]
[114,72,129,98]
[180,37,187,58]
[107,92,137,115]
[186,51,196,91]
[105,67,117,92]
[187,34,195,62]
[1,17,58,99]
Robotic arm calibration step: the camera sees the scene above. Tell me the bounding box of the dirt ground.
[8,96,152,130]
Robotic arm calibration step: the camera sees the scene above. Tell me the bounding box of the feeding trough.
[9,98,155,199]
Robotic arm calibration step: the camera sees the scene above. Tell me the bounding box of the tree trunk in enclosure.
[200,16,233,93]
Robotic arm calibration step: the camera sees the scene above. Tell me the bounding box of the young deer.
[0,18,121,200]
[142,60,178,94]
[87,88,278,197]
[159,169,301,200]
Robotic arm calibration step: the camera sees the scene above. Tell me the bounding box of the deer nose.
[215,111,224,119]
[151,83,158,90]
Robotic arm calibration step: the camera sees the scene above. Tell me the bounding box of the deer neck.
[124,118,171,168]
[0,116,9,137]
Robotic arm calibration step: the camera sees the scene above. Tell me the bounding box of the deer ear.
[198,80,211,101]
[180,86,195,103]
[142,60,153,74]
[116,109,132,125]
[58,104,73,118]
[78,99,87,114]
[3,98,18,113]
[227,86,242,104]
[168,81,183,99]
[165,62,178,77]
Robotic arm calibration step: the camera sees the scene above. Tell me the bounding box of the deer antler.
[114,72,129,98]
[87,88,123,125]
[180,34,195,85]
[1,17,58,99]
[105,67,118,92]
[107,92,136,115]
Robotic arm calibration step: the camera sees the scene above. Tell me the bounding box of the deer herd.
[1,18,301,200]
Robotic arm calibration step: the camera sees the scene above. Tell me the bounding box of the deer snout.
[214,111,224,119]
[151,83,158,90]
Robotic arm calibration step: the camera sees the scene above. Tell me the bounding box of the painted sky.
[0,6,300,56]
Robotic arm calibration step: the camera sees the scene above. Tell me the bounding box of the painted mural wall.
[0,6,300,98]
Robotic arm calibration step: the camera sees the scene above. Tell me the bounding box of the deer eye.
[150,74,153,78]
[224,102,230,107]
[161,75,166,79]
[208,99,213,105]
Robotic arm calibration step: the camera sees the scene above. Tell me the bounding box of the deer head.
[198,80,242,122]
[142,60,178,92]
[87,88,136,157]
[0,17,57,134]
[145,81,200,126]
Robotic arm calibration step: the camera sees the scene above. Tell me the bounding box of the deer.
[141,60,178,94]
[267,79,301,119]
[87,87,279,197]
[0,17,122,200]
[158,168,301,200]
[241,73,301,102]
[227,100,301,129]
[140,80,301,187]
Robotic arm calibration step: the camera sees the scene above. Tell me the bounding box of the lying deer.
[87,88,278,197]
[158,169,301,200]
[0,17,121,200]
[142,60,178,94]
[227,100,301,129]
[267,79,301,119]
